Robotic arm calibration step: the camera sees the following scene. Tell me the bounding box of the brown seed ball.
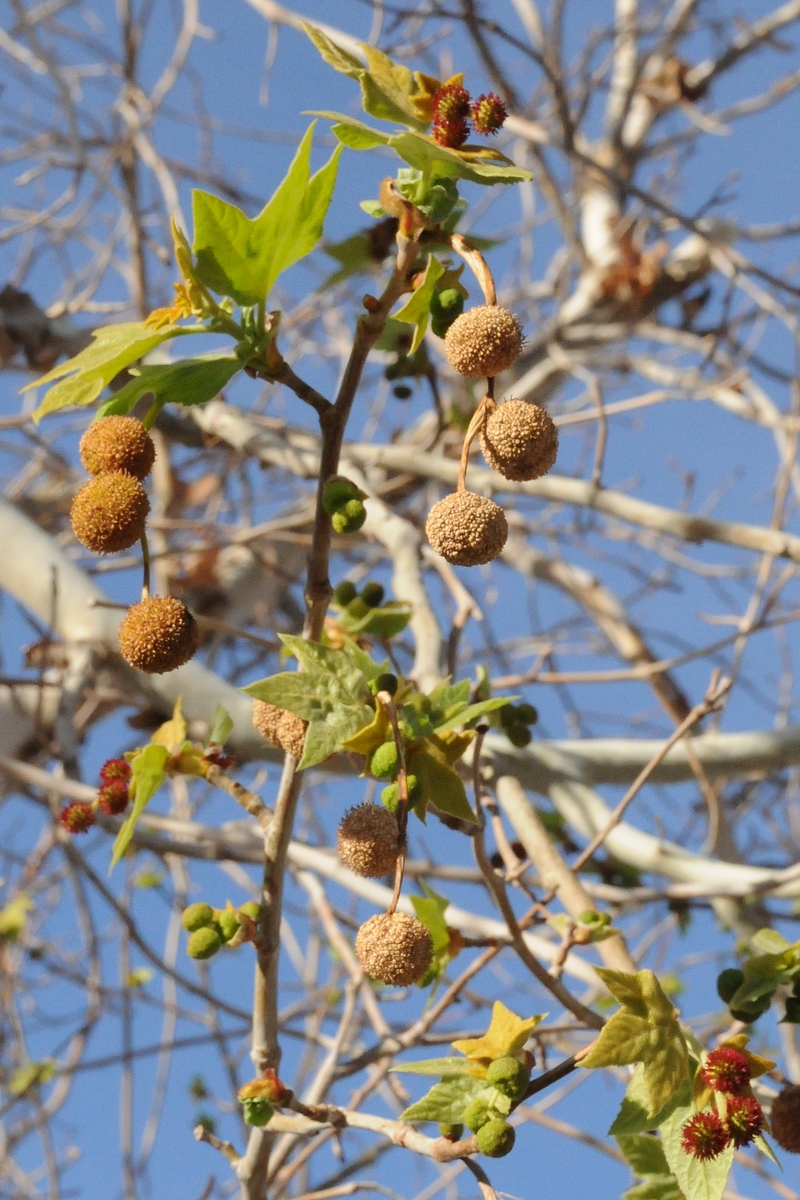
[426,491,508,566]
[771,1084,800,1153]
[70,472,149,554]
[480,399,558,482]
[252,700,307,759]
[337,804,400,877]
[444,306,522,378]
[118,595,199,674]
[79,416,156,480]
[355,912,433,986]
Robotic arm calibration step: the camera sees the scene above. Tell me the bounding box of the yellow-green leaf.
[151,697,187,755]
[452,1000,544,1061]
[394,255,445,353]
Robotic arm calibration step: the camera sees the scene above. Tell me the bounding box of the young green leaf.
[388,131,533,186]
[410,747,476,824]
[609,1066,691,1136]
[393,255,445,353]
[432,696,513,733]
[452,1001,544,1061]
[616,1134,672,1178]
[728,944,799,1009]
[95,353,242,418]
[623,1177,685,1200]
[392,1056,484,1077]
[401,1074,486,1124]
[206,704,234,749]
[337,600,412,638]
[110,744,170,870]
[411,881,453,987]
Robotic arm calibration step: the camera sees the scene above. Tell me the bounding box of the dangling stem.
[457,394,493,493]
[142,397,165,431]
[378,692,408,916]
[140,531,151,600]
[447,233,497,305]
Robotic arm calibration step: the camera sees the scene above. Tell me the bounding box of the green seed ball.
[322,476,361,515]
[332,499,366,534]
[381,774,421,812]
[361,581,385,608]
[182,903,215,932]
[485,1056,529,1101]
[242,1098,274,1127]
[370,741,399,780]
[717,968,745,1004]
[515,703,538,726]
[500,704,518,729]
[346,596,371,620]
[476,1118,516,1158]
[373,672,398,696]
[463,1097,493,1134]
[187,926,222,960]
[438,1122,464,1141]
[217,910,240,943]
[506,723,532,748]
[334,581,358,606]
[239,901,261,921]
[433,288,465,315]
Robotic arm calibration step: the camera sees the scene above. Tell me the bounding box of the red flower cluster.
[430,84,508,148]
[701,1047,752,1095]
[682,1047,764,1159]
[100,757,131,784]
[681,1111,730,1161]
[98,780,129,816]
[59,801,96,834]
[471,92,508,135]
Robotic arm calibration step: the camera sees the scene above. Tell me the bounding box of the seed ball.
[70,472,149,554]
[426,491,508,567]
[182,903,215,932]
[464,1097,493,1133]
[480,400,558,482]
[444,306,522,378]
[361,581,385,608]
[337,803,400,877]
[187,926,222,960]
[79,416,156,480]
[239,901,261,921]
[716,968,745,1004]
[485,1056,529,1101]
[97,779,130,816]
[118,595,199,674]
[381,774,421,812]
[476,1118,516,1158]
[217,909,240,943]
[355,912,433,986]
[334,580,358,606]
[771,1084,800,1153]
[369,741,398,779]
[252,700,307,759]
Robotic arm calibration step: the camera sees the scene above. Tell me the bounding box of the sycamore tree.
[2,3,800,1200]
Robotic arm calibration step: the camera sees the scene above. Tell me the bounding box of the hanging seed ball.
[444,305,522,378]
[337,803,400,878]
[70,472,149,554]
[118,595,199,674]
[252,700,307,759]
[79,416,156,480]
[480,400,558,482]
[771,1084,800,1153]
[355,912,433,986]
[426,491,508,566]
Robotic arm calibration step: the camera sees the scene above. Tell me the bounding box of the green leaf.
[428,678,471,712]
[27,322,188,421]
[207,704,234,748]
[581,969,689,1117]
[412,881,453,987]
[338,600,412,638]
[610,1067,692,1136]
[392,1056,484,1077]
[751,929,792,955]
[661,1096,734,1200]
[401,1075,485,1124]
[359,44,424,127]
[388,131,533,187]
[127,967,154,987]
[8,1059,56,1095]
[452,1001,544,1059]
[307,112,391,151]
[393,255,444,353]
[299,24,364,77]
[110,744,170,870]
[342,641,389,682]
[729,946,799,1009]
[623,1177,685,1200]
[432,696,513,733]
[0,894,32,940]
[617,1135,671,1178]
[193,124,341,306]
[411,748,476,824]
[96,353,242,418]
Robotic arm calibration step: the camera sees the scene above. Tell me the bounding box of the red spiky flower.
[97,779,130,816]
[432,117,470,148]
[100,757,132,785]
[432,83,471,123]
[471,93,508,135]
[701,1047,752,1095]
[725,1095,764,1148]
[681,1111,730,1160]
[59,801,96,834]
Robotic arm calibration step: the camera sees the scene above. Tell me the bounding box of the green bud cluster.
[370,741,399,780]
[334,579,389,617]
[381,774,421,812]
[500,701,538,749]
[476,1118,516,1158]
[322,476,367,534]
[462,1055,530,1157]
[182,900,262,960]
[716,967,770,1024]
[430,287,465,338]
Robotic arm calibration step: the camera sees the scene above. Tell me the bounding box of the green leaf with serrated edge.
[206,704,233,748]
[360,44,424,128]
[333,120,392,151]
[338,601,412,638]
[401,1075,486,1124]
[279,633,367,690]
[388,131,533,186]
[393,255,444,353]
[729,947,799,1009]
[341,641,388,681]
[617,1135,672,1178]
[660,1093,734,1200]
[392,1057,485,1077]
[193,125,341,306]
[110,744,169,870]
[751,929,793,954]
[26,322,188,421]
[299,24,363,77]
[411,749,476,824]
[412,883,450,954]
[95,354,242,418]
[581,969,688,1118]
[623,1177,685,1200]
[428,678,471,711]
[433,697,514,733]
[610,1067,692,1135]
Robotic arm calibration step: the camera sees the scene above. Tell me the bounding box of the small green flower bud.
[182,903,215,932]
[381,774,420,811]
[322,476,362,516]
[476,1118,515,1158]
[463,1097,492,1133]
[515,703,538,725]
[438,1122,464,1141]
[332,499,366,534]
[373,671,398,696]
[485,1056,529,1101]
[239,901,261,921]
[505,722,532,748]
[187,926,222,959]
[334,580,358,606]
[361,581,385,608]
[217,909,240,943]
[370,741,399,779]
[431,288,464,316]
[242,1098,274,1127]
[716,968,744,1004]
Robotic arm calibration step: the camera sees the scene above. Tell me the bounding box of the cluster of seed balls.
[680,1047,765,1160]
[440,1055,531,1158]
[70,416,199,674]
[426,306,558,568]
[58,755,132,834]
[181,899,261,959]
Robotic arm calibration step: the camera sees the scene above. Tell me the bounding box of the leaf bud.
[322,476,363,516]
[239,901,261,921]
[332,498,366,534]
[217,909,240,943]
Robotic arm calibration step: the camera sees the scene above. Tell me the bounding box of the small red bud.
[432,116,470,149]
[471,93,508,135]
[59,801,96,834]
[97,780,130,816]
[100,757,132,785]
[725,1094,763,1147]
[701,1047,752,1095]
[680,1111,730,1160]
[431,83,471,123]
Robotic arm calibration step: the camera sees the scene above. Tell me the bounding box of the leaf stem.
[140,531,151,599]
[378,691,408,916]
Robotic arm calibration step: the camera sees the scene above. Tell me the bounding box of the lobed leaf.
[400,1074,486,1124]
[393,255,444,353]
[660,1095,734,1200]
[110,744,170,870]
[452,1000,544,1061]
[96,353,242,418]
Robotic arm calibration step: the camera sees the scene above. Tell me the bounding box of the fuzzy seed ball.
[118,595,199,674]
[369,741,398,780]
[444,306,522,379]
[337,804,400,877]
[182,903,215,932]
[239,901,261,921]
[252,700,307,759]
[355,912,433,986]
[217,909,240,943]
[426,491,508,567]
[476,1119,516,1158]
[464,1097,493,1133]
[480,400,558,482]
[79,416,156,480]
[187,926,222,960]
[485,1056,530,1101]
[771,1085,800,1153]
[70,472,149,554]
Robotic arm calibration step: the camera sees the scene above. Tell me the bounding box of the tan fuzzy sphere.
[337,804,400,877]
[355,912,433,986]
[426,491,508,566]
[771,1085,800,1153]
[444,306,522,378]
[70,472,149,554]
[480,400,558,482]
[252,700,307,759]
[118,595,199,674]
[80,416,156,480]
